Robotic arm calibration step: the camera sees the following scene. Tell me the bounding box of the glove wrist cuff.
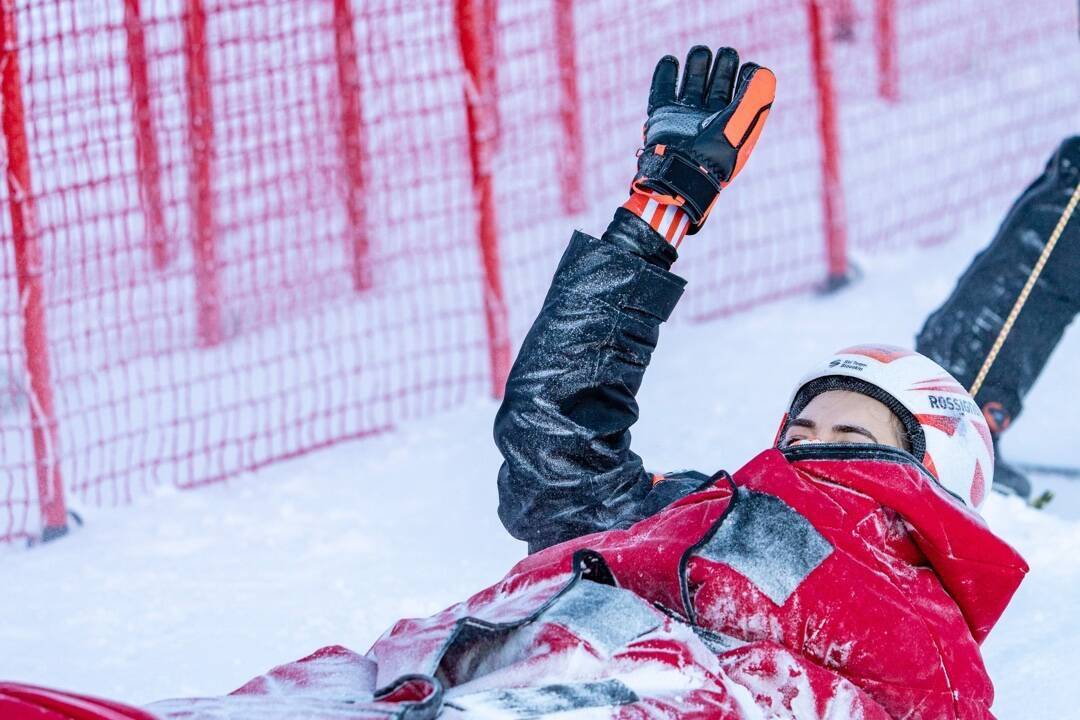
[622,191,690,248]
[633,145,721,231]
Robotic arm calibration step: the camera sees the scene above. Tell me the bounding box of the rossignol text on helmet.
[781,344,993,512]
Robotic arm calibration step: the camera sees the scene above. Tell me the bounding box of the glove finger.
[648,55,679,114]
[722,63,776,147]
[677,45,712,106]
[705,46,740,110]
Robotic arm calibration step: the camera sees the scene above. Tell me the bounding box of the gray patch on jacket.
[695,489,833,605]
[542,579,661,654]
[447,678,638,717]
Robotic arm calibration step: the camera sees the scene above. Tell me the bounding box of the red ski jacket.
[504,446,1028,717]
[137,445,1025,719]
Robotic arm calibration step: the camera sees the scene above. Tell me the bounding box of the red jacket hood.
[750,445,1028,644]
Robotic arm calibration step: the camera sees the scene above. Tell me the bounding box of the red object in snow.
[0,682,156,720]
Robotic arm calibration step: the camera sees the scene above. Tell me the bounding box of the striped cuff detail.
[622,192,690,248]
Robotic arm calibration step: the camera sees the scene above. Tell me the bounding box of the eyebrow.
[832,424,880,443]
[785,418,880,444]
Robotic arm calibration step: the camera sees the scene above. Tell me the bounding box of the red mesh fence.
[1,0,1076,544]
[830,0,1080,255]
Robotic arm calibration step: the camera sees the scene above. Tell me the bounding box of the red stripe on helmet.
[971,461,986,506]
[922,451,939,479]
[837,345,916,364]
[909,377,969,394]
[916,413,962,437]
[969,417,994,456]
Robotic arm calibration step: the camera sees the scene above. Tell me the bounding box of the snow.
[1,222,1079,718]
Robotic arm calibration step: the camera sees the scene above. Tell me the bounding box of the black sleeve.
[494,213,688,553]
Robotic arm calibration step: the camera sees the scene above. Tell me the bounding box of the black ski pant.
[916,136,1080,434]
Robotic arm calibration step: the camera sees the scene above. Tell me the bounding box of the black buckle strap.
[635,147,721,226]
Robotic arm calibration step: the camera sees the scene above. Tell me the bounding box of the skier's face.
[782,390,908,451]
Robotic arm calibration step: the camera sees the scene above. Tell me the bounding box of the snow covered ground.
[2,219,1079,717]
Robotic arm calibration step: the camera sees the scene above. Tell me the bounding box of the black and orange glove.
[631,46,775,236]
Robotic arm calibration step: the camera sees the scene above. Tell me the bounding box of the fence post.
[124,0,170,268]
[455,0,510,398]
[1,0,69,541]
[331,0,371,291]
[807,0,850,290]
[553,0,584,215]
[875,0,899,101]
[184,0,220,345]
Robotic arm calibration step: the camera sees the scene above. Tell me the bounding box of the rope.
[969,178,1080,397]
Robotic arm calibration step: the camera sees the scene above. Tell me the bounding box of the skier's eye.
[784,435,806,447]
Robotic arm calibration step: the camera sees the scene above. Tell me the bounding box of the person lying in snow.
[0,46,1029,720]
[916,136,1080,500]
[483,45,1028,719]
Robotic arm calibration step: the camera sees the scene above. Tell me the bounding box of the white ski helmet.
[782,344,993,511]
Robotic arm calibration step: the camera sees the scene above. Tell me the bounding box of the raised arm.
[495,46,775,553]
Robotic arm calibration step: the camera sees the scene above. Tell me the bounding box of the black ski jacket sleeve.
[495,211,712,553]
